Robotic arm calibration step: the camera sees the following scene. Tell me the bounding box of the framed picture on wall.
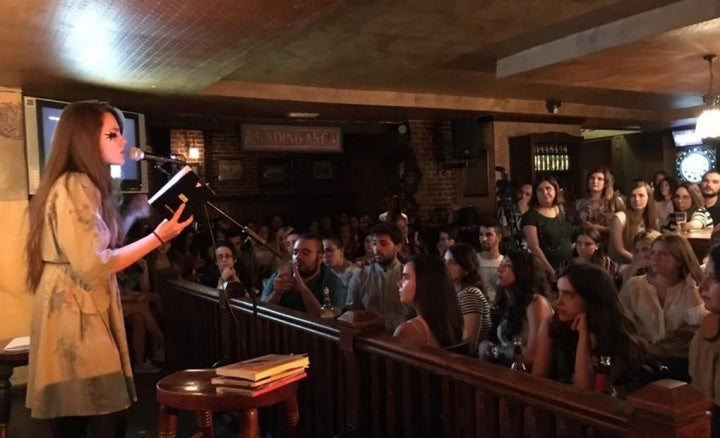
[312,159,334,180]
[259,159,291,189]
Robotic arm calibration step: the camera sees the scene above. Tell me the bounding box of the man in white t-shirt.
[477,224,504,304]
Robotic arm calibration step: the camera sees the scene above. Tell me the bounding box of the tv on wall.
[23,96,149,195]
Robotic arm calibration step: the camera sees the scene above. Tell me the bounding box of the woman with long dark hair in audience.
[533,264,648,392]
[610,180,657,262]
[691,244,720,437]
[619,234,707,381]
[444,243,492,356]
[485,250,553,367]
[522,178,573,278]
[557,228,619,284]
[653,176,678,230]
[394,254,464,348]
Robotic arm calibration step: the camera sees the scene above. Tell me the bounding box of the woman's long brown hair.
[26,100,122,292]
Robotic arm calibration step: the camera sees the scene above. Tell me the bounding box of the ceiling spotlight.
[545,99,562,115]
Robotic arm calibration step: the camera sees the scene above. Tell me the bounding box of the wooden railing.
[162,280,712,437]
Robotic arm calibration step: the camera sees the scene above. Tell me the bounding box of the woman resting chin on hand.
[533,264,648,393]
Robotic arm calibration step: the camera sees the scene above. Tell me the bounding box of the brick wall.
[409,120,457,225]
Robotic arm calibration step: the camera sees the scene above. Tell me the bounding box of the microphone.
[128,147,186,164]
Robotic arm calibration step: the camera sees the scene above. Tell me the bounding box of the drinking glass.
[674,211,688,233]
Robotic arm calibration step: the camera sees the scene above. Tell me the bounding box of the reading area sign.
[241,124,342,153]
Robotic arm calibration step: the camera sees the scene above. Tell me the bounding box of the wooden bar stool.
[156,369,301,438]
[0,338,29,438]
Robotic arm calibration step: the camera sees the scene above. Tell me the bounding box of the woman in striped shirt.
[444,243,493,357]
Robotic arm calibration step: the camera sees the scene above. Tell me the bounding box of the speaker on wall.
[452,119,479,159]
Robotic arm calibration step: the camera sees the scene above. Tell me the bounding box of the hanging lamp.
[696,54,720,141]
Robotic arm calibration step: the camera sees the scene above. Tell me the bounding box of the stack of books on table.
[212,353,309,397]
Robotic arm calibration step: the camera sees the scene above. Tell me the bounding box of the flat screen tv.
[671,128,704,148]
[23,96,148,195]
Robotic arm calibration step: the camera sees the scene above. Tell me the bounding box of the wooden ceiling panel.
[2,0,719,128]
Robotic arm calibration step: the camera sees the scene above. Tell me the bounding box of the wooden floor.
[7,370,242,437]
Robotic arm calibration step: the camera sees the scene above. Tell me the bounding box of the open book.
[148,165,214,222]
[215,353,309,381]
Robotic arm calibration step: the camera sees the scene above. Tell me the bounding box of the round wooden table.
[156,369,301,438]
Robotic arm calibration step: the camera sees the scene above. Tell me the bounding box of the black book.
[148,165,213,222]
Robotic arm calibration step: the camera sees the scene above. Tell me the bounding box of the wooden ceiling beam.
[496,0,720,78]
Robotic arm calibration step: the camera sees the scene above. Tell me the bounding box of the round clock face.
[676,147,716,183]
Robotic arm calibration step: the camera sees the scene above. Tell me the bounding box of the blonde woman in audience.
[619,234,708,381]
[661,183,713,233]
[619,230,661,285]
[610,180,657,263]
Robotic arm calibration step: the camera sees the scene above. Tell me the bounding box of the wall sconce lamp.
[696,54,720,141]
[188,146,200,160]
[545,99,562,115]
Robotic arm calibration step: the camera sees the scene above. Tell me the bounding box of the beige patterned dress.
[26,172,136,418]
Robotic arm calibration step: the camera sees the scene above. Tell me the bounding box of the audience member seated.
[119,284,165,373]
[661,183,713,233]
[394,254,463,348]
[173,228,205,281]
[347,223,413,332]
[654,176,678,229]
[261,233,345,318]
[481,251,553,368]
[557,228,619,286]
[436,224,458,256]
[339,223,360,260]
[574,166,625,249]
[534,264,649,394]
[226,227,262,291]
[522,178,573,278]
[477,223,504,305]
[253,224,278,281]
[146,240,182,289]
[619,230,661,285]
[610,180,657,263]
[271,225,295,265]
[394,215,423,263]
[690,244,720,437]
[118,258,162,316]
[354,233,375,267]
[619,234,708,381]
[322,235,360,290]
[200,241,246,298]
[701,225,720,270]
[444,243,492,356]
[701,171,720,226]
